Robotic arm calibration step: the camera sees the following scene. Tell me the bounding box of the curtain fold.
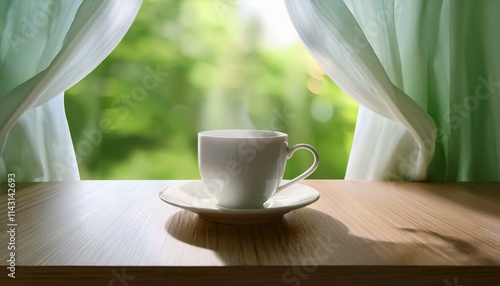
[286,0,500,181]
[0,0,142,182]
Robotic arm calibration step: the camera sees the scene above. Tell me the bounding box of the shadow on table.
[164,208,493,265]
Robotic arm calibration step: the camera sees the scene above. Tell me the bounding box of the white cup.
[198,129,319,209]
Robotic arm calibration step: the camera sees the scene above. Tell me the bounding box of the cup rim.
[198,129,287,139]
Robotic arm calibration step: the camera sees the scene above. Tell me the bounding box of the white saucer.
[159,181,320,225]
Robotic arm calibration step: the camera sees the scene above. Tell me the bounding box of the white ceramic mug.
[198,130,319,209]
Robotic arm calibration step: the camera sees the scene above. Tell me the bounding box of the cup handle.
[277,144,319,192]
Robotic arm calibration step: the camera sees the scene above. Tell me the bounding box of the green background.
[65,0,359,180]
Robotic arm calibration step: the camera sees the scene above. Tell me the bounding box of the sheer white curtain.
[286,0,500,181]
[0,0,141,182]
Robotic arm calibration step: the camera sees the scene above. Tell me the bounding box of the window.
[65,0,358,179]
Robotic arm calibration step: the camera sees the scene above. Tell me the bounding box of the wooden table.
[1,180,500,285]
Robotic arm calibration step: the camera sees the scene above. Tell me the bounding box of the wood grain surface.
[1,180,499,285]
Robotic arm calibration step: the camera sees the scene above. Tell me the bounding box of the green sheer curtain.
[0,0,141,183]
[286,0,500,181]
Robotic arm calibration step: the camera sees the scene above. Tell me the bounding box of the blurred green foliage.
[65,0,358,180]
